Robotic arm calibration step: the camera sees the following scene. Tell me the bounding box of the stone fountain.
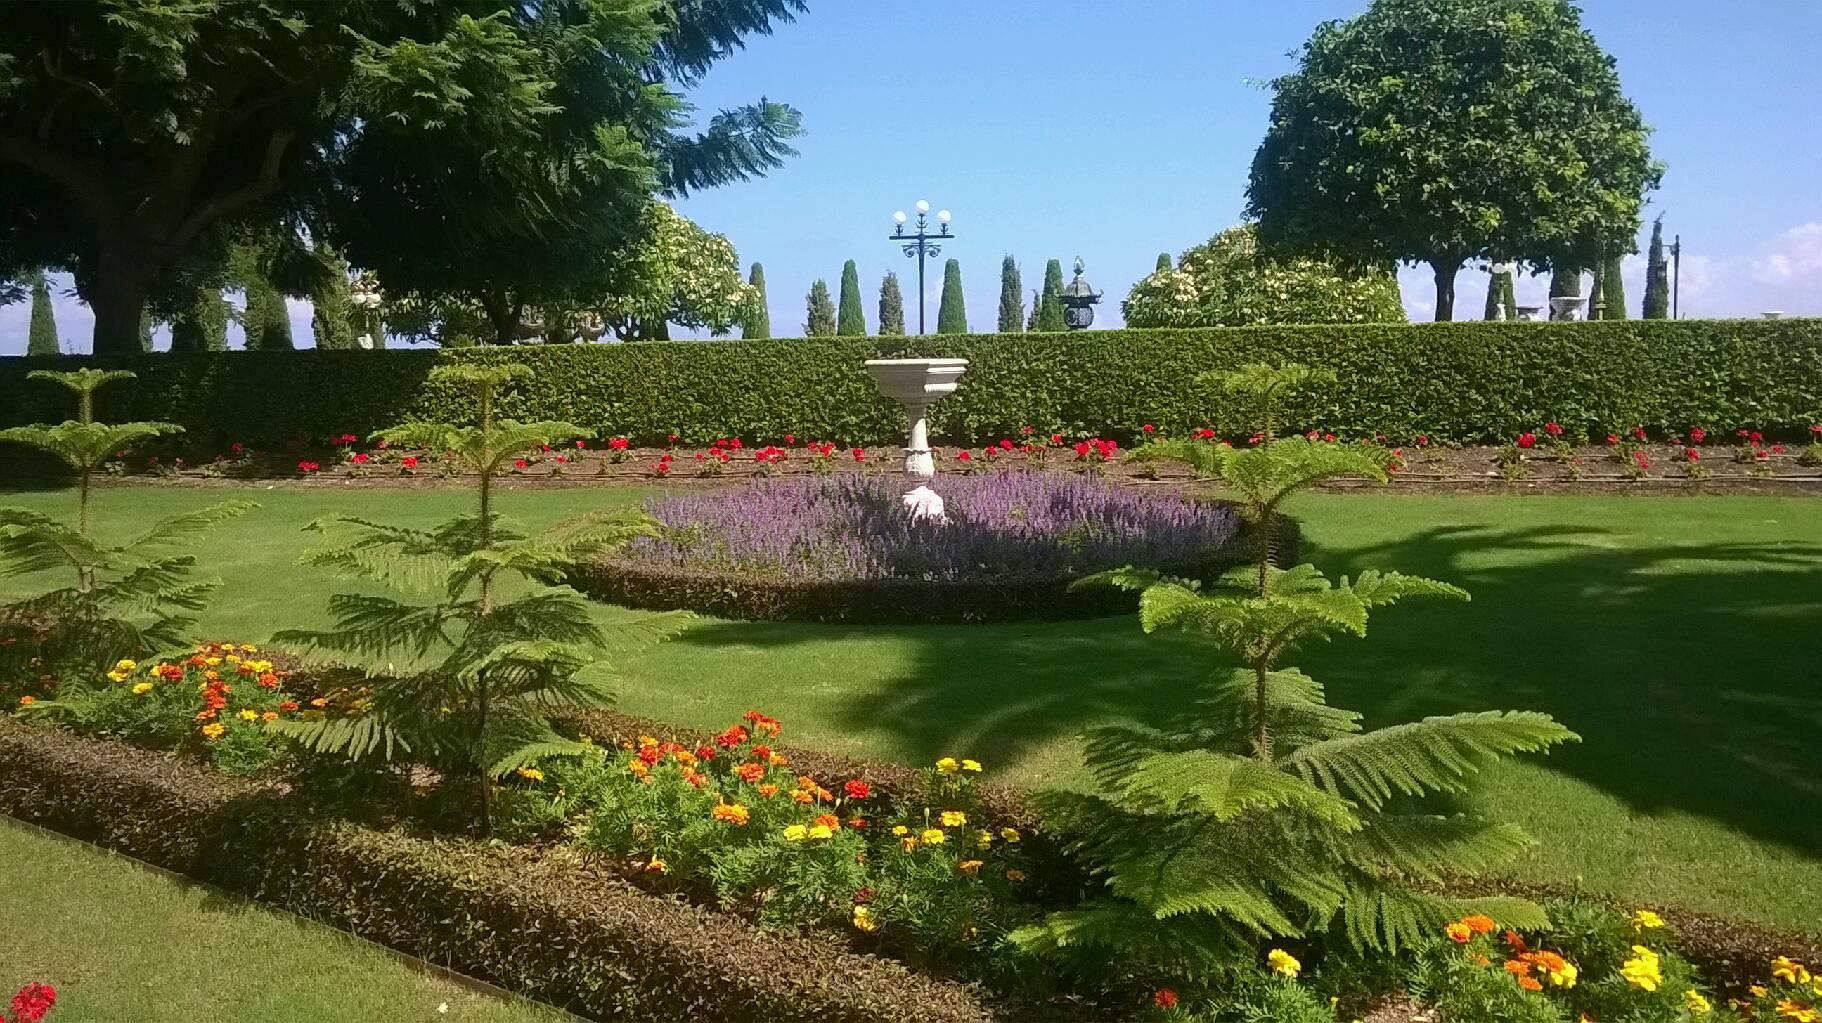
[863,357,969,522]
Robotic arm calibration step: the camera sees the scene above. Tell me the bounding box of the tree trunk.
[1430,259,1459,321]
[90,236,159,357]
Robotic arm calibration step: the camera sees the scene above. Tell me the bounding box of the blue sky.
[5,0,1820,353]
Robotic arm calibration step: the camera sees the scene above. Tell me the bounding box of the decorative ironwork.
[888,201,954,334]
[1057,256,1102,331]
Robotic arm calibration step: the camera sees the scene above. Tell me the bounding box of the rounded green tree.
[1124,225,1406,328]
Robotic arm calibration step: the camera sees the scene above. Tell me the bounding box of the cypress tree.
[803,279,836,336]
[138,310,155,352]
[311,248,357,349]
[836,260,866,336]
[1501,272,1518,321]
[1587,262,1605,320]
[997,254,1023,333]
[27,270,59,356]
[1156,252,1173,272]
[1035,259,1066,331]
[1643,217,1669,319]
[877,272,905,336]
[1602,253,1627,321]
[936,258,967,334]
[246,279,294,350]
[742,262,771,339]
[1026,290,1040,331]
[1482,269,1503,320]
[169,286,229,352]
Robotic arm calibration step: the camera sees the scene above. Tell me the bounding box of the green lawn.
[0,818,574,1022]
[3,481,1820,934]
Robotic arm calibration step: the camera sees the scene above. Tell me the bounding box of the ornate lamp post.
[889,200,953,335]
[1057,257,1102,330]
[350,273,383,350]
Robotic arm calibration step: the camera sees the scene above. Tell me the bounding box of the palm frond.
[1280,711,1580,809]
[119,500,258,557]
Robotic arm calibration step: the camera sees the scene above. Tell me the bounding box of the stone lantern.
[1058,257,1102,330]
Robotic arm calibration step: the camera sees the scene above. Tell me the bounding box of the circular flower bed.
[574,471,1255,622]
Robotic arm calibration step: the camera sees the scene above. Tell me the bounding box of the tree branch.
[40,48,118,116]
[0,133,118,222]
[169,127,296,248]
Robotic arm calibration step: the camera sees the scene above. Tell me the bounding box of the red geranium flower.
[1050,433,1063,445]
[1153,988,1178,1009]
[1544,422,1563,437]
[1416,435,1429,446]
[10,982,56,1022]
[1516,433,1536,449]
[851,447,866,461]
[1322,432,1336,443]
[1605,434,1620,445]
[230,442,244,454]
[1688,427,1706,444]
[400,455,418,469]
[784,434,795,445]
[575,439,587,449]
[608,436,630,451]
[351,452,370,464]
[297,460,319,473]
[1142,423,1155,433]
[1021,425,1034,435]
[956,450,971,461]
[999,438,1014,450]
[513,458,528,469]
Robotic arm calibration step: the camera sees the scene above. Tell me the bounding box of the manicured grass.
[0,817,575,1022]
[2,482,1820,933]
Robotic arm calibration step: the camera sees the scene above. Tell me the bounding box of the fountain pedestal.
[863,358,969,521]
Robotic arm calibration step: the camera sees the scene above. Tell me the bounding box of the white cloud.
[1751,222,1822,284]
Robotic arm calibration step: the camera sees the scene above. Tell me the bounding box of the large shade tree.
[0,0,803,353]
[1246,0,1661,320]
[1124,225,1406,328]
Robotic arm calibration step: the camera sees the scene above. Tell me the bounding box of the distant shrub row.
[3,319,1818,447]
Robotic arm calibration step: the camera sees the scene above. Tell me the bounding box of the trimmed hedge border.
[571,513,1301,623]
[0,719,1001,1023]
[3,320,1819,448]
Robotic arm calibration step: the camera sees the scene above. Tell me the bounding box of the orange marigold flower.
[813,813,841,831]
[309,697,327,708]
[1446,922,1474,943]
[261,711,278,722]
[279,700,299,712]
[791,789,815,804]
[1463,914,1497,935]
[736,762,766,783]
[1517,975,1543,992]
[1505,960,1532,977]
[958,859,983,875]
[1504,931,1529,953]
[712,802,750,826]
[768,752,789,766]
[757,783,780,798]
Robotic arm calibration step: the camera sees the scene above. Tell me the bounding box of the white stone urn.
[864,357,969,521]
[1548,295,1588,321]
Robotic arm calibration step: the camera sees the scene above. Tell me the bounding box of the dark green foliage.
[310,248,357,350]
[1482,270,1505,321]
[1247,0,1661,320]
[877,272,906,336]
[803,279,836,336]
[936,259,967,334]
[27,270,59,356]
[742,263,771,339]
[1549,268,1582,321]
[168,286,229,353]
[1602,254,1627,321]
[1644,217,1670,319]
[837,260,866,336]
[1156,252,1173,273]
[245,278,294,351]
[997,255,1024,333]
[1035,259,1067,331]
[5,320,1819,448]
[0,721,1000,1023]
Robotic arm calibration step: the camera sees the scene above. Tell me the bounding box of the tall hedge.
[3,320,1819,446]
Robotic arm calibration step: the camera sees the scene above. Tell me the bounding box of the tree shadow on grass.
[666,521,1822,857]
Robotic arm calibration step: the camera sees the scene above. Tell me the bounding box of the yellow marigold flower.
[240,644,257,652]
[975,830,994,849]
[115,658,137,672]
[238,708,258,721]
[1006,869,1026,882]
[106,670,129,683]
[1620,947,1662,992]
[673,750,697,767]
[808,824,834,840]
[1267,949,1301,978]
[1546,960,1578,988]
[1778,1000,1820,1023]
[920,828,947,845]
[516,767,545,782]
[204,656,222,667]
[852,905,879,933]
[769,752,789,766]
[644,858,666,873]
[1774,958,1813,985]
[891,825,909,836]
[961,759,981,772]
[935,757,960,774]
[940,810,967,828]
[1000,827,1020,843]
[958,859,983,875]
[628,760,649,776]
[1753,986,1769,998]
[712,802,750,826]
[200,722,226,740]
[1683,990,1711,1014]
[637,734,659,747]
[131,682,154,696]
[783,824,808,842]
[1444,922,1473,943]
[1632,909,1665,930]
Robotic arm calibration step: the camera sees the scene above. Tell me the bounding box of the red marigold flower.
[736,762,765,783]
[1153,988,1178,1009]
[637,746,662,766]
[694,744,716,762]
[843,780,871,800]
[279,700,299,712]
[716,724,750,748]
[847,816,867,828]
[1516,432,1536,449]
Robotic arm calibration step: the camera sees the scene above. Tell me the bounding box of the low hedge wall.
[0,719,1000,1023]
[4,319,1818,448]
[571,513,1300,623]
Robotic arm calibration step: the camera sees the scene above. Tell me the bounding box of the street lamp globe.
[937,209,951,224]
[915,199,930,214]
[892,210,907,224]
